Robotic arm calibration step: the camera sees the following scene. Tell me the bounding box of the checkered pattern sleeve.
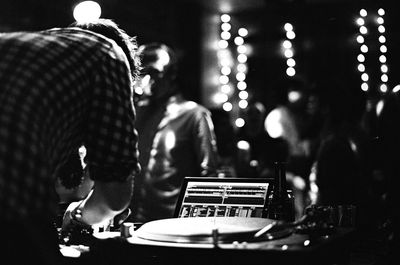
[85,46,140,182]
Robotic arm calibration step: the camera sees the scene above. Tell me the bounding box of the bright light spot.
[360,44,368,53]
[237,140,250,150]
[356,35,364,44]
[282,245,288,250]
[380,84,388,93]
[238,28,248,37]
[237,63,247,72]
[234,36,244,46]
[221,14,231,23]
[381,64,388,73]
[357,54,365,62]
[237,54,247,63]
[287,58,296,67]
[284,49,294,58]
[286,67,296,76]
[238,100,248,109]
[236,72,246,82]
[379,35,386,43]
[378,8,385,16]
[223,102,233,111]
[288,90,301,103]
[237,45,247,54]
[221,84,232,94]
[284,23,293,32]
[378,25,385,33]
[73,1,101,23]
[212,92,229,104]
[361,73,369,81]
[381,74,388,82]
[380,45,387,53]
[265,109,283,138]
[283,40,292,49]
[286,31,296,40]
[221,66,231,75]
[239,90,248,100]
[393,85,400,93]
[219,75,229,84]
[359,9,368,17]
[237,81,247,90]
[304,240,311,246]
[218,40,228,49]
[379,55,386,63]
[235,118,245,127]
[358,64,365,72]
[376,99,384,117]
[356,18,365,26]
[164,131,176,150]
[221,31,231,40]
[377,17,384,24]
[359,26,368,35]
[221,22,231,32]
[361,82,369,91]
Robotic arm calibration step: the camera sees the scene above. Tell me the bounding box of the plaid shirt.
[0,28,140,221]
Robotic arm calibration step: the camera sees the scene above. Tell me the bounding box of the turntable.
[131,217,293,245]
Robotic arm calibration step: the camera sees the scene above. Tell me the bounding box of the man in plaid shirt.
[0,19,140,264]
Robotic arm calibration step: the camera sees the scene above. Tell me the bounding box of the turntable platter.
[135,217,292,244]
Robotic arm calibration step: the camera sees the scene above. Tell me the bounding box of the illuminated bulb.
[357,54,365,62]
[379,55,386,63]
[361,73,369,82]
[393,85,400,93]
[378,25,385,33]
[358,64,365,72]
[237,140,250,150]
[221,31,231,40]
[380,84,388,93]
[287,58,296,67]
[237,45,247,54]
[356,35,364,43]
[212,92,228,104]
[379,36,386,43]
[286,31,296,40]
[284,49,294,58]
[218,40,228,49]
[265,109,283,138]
[237,63,247,73]
[238,28,248,37]
[286,67,296,76]
[359,9,367,17]
[238,100,248,109]
[235,118,245,127]
[237,54,247,63]
[378,8,385,16]
[361,82,368,91]
[356,18,365,26]
[221,66,231,75]
[219,75,229,84]
[221,22,231,32]
[236,72,246,82]
[284,23,293,32]
[234,36,244,46]
[360,44,368,53]
[73,1,102,23]
[359,26,368,35]
[381,74,388,82]
[221,14,231,22]
[283,40,292,49]
[239,91,248,100]
[381,64,388,73]
[377,17,384,24]
[380,45,387,53]
[221,84,231,94]
[222,102,233,111]
[237,81,247,90]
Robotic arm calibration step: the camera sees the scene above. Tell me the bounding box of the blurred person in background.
[0,18,141,264]
[130,42,219,223]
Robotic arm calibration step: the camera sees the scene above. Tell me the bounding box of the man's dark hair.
[70,18,141,81]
